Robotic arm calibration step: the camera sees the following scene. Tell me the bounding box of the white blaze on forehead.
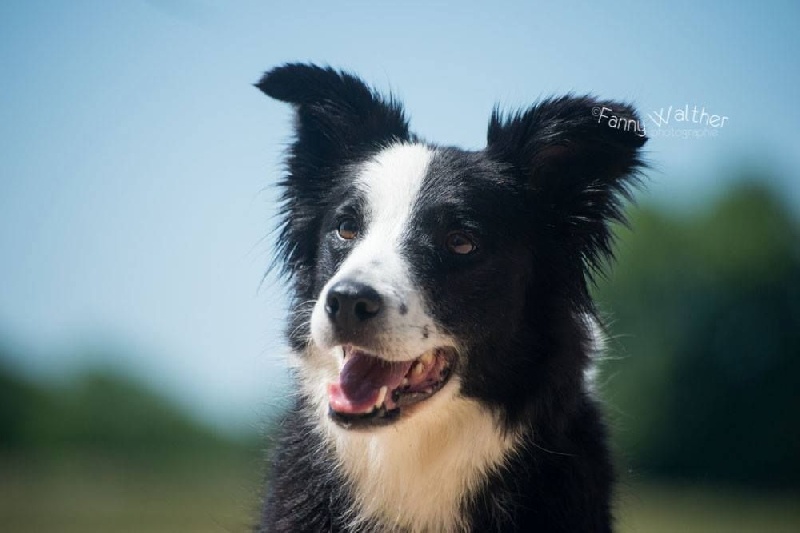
[356,143,434,237]
[309,143,441,360]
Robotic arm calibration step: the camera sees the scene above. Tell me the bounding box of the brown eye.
[337,218,359,240]
[445,231,476,255]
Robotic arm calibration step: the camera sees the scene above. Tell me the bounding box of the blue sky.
[1,0,798,433]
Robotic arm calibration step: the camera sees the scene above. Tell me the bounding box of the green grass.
[0,454,262,533]
[2,456,799,532]
[617,480,800,533]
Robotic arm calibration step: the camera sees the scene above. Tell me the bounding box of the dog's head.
[257,64,646,430]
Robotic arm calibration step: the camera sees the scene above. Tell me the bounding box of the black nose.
[325,280,383,330]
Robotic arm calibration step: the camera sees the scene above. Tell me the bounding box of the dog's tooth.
[412,362,424,375]
[419,351,434,365]
[402,378,409,387]
[376,385,388,408]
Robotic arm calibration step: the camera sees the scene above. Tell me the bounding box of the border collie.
[255,64,646,532]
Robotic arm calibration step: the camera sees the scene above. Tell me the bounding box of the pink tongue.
[327,352,413,414]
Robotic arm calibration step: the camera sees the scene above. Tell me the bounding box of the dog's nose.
[325,280,383,329]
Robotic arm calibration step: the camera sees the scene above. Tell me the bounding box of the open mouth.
[326,345,457,429]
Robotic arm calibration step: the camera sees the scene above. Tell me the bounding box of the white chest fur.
[318,378,517,533]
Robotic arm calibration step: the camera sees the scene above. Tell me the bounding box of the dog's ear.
[256,63,410,165]
[256,64,410,292]
[487,96,647,279]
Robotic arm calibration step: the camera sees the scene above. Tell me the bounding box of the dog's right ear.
[256,64,410,293]
[256,63,410,164]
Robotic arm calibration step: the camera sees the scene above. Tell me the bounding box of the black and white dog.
[255,64,646,532]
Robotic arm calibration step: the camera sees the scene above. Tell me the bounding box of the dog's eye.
[445,231,476,255]
[336,218,359,240]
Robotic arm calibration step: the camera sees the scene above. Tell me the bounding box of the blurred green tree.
[597,180,800,488]
[0,358,241,462]
[0,360,54,451]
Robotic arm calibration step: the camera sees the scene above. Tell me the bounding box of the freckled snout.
[325,280,384,337]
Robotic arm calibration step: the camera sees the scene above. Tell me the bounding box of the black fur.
[255,63,646,532]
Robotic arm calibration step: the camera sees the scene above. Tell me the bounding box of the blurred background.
[1,1,798,531]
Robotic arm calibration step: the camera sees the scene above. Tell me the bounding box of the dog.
[255,63,646,532]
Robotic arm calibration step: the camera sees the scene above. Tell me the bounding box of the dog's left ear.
[487,96,647,275]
